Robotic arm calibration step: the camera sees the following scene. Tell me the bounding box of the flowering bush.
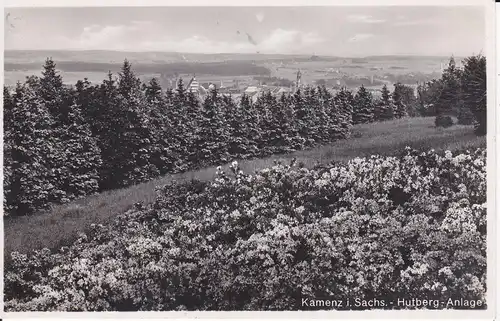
[4,148,486,311]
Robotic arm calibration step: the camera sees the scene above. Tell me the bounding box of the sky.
[4,6,485,57]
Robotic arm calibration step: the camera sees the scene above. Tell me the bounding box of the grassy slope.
[4,117,485,257]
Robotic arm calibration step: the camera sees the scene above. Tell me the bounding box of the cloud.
[257,29,324,52]
[8,19,325,54]
[68,23,144,50]
[393,19,442,26]
[348,33,375,42]
[255,13,265,23]
[68,25,324,54]
[346,14,386,24]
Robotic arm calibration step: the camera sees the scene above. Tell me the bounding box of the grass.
[4,117,486,258]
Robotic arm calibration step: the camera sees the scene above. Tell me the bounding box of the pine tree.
[196,86,228,166]
[93,72,124,189]
[184,90,203,165]
[143,78,178,175]
[167,80,191,172]
[292,88,316,147]
[303,87,321,143]
[239,93,261,157]
[318,86,342,140]
[7,81,59,215]
[259,91,289,153]
[436,56,461,117]
[392,83,408,119]
[116,60,160,185]
[374,84,395,121]
[144,77,162,103]
[334,87,354,131]
[3,86,15,215]
[57,101,102,199]
[398,84,418,117]
[39,59,101,201]
[462,54,486,135]
[40,58,64,104]
[416,79,441,116]
[353,85,375,124]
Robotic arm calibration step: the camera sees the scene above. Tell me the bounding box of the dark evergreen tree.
[93,72,124,189]
[6,81,59,215]
[3,86,15,214]
[303,87,321,143]
[319,86,346,140]
[334,87,354,131]
[462,54,486,135]
[398,84,418,117]
[292,88,316,147]
[196,86,228,166]
[392,83,408,119]
[353,85,374,124]
[436,57,461,117]
[143,78,178,175]
[238,93,261,157]
[144,77,162,103]
[38,60,102,200]
[116,60,160,185]
[374,84,395,121]
[259,91,288,153]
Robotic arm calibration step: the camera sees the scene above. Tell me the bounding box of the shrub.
[4,148,487,311]
[435,115,454,128]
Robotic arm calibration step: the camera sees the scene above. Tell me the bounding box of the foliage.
[435,115,454,128]
[4,148,486,311]
[4,55,486,216]
[461,55,486,136]
[352,85,374,124]
[392,83,408,119]
[416,55,486,135]
[3,59,351,216]
[374,84,395,121]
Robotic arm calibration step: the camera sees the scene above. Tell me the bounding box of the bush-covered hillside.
[5,147,486,311]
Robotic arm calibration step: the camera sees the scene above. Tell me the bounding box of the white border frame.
[1,0,496,319]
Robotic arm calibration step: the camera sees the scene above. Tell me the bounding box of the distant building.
[245,86,260,94]
[186,76,200,95]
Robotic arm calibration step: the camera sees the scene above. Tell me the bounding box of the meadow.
[4,117,485,259]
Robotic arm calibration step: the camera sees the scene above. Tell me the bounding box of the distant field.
[263,58,444,86]
[4,117,485,259]
[4,50,451,88]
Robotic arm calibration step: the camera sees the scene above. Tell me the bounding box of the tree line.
[416,55,486,134]
[3,55,486,217]
[4,59,349,217]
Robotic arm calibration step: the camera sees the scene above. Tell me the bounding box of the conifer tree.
[119,61,160,185]
[259,91,288,152]
[392,83,408,119]
[196,86,227,165]
[462,54,486,135]
[167,80,192,171]
[7,81,59,215]
[144,77,162,103]
[436,56,461,117]
[292,88,316,147]
[353,85,375,124]
[239,93,261,157]
[374,84,395,121]
[143,78,178,175]
[3,86,15,214]
[39,59,101,201]
[334,87,354,132]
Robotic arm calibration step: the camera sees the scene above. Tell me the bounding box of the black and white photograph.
[2,0,493,316]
